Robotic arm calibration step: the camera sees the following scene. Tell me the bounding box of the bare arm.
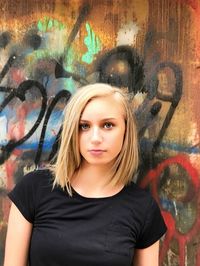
[133,240,159,266]
[4,203,33,266]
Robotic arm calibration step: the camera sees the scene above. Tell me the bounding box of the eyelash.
[104,122,113,129]
[79,123,90,130]
[79,122,114,130]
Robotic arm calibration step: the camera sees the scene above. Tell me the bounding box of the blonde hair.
[50,83,139,195]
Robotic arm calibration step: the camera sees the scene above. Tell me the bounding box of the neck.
[71,161,122,198]
[76,161,112,186]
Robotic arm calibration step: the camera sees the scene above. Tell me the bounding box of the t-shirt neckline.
[71,185,127,201]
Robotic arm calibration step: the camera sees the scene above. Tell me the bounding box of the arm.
[4,203,33,266]
[133,240,159,266]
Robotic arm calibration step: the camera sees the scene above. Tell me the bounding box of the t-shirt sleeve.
[8,171,40,223]
[135,197,167,249]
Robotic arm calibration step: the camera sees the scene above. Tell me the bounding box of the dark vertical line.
[64,4,90,57]
[0,54,17,83]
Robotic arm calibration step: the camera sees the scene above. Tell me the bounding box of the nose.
[91,126,102,144]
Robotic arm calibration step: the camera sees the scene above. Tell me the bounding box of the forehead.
[81,95,125,118]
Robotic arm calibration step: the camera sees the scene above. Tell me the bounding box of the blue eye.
[79,123,90,130]
[104,122,113,129]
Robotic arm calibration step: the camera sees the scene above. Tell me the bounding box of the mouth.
[88,149,106,155]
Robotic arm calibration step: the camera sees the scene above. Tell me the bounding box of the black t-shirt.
[8,169,167,266]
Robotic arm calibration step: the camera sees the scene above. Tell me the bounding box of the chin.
[84,157,116,167]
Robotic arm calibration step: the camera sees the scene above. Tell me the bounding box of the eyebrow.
[80,118,118,122]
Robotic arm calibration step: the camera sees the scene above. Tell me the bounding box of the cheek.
[110,129,125,147]
[79,134,85,151]
[79,133,90,153]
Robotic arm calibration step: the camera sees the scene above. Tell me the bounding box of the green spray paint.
[30,49,60,60]
[82,23,101,64]
[37,17,65,32]
[63,77,76,94]
[63,47,76,72]
[35,17,83,93]
[31,17,66,61]
[63,47,78,92]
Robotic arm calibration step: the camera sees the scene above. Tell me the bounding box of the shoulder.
[15,168,53,189]
[123,182,167,248]
[124,181,153,203]
[8,169,54,223]
[122,182,161,215]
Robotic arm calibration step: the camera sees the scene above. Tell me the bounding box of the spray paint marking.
[82,22,101,64]
[139,154,200,266]
[37,17,65,32]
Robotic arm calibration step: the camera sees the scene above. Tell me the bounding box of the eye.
[79,123,90,130]
[104,122,113,129]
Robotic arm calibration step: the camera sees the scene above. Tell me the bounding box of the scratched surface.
[0,1,200,265]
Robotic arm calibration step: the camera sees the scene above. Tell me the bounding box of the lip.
[88,149,106,156]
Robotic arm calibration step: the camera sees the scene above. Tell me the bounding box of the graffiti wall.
[0,0,199,265]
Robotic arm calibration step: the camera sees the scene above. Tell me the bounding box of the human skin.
[79,95,126,168]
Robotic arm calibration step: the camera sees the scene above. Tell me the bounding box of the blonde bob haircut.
[51,83,139,195]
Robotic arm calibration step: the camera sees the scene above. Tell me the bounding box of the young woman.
[4,83,167,266]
